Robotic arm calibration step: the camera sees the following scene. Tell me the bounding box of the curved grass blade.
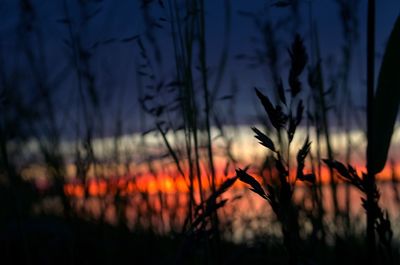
[369,15,400,174]
[236,168,268,200]
[252,127,276,152]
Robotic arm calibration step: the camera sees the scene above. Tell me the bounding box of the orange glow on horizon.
[62,160,400,198]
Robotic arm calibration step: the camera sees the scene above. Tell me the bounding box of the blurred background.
[0,0,399,264]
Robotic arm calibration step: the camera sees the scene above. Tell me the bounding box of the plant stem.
[366,0,376,264]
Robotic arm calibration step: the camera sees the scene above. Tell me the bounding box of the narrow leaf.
[252,127,276,152]
[369,15,400,174]
[323,159,350,180]
[255,88,287,129]
[298,173,316,184]
[236,168,267,200]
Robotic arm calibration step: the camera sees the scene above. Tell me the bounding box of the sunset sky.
[1,0,400,137]
[2,2,400,264]
[2,0,400,203]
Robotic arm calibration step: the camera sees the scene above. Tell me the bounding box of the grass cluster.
[0,1,400,265]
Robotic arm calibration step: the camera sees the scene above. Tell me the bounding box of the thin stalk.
[311,23,339,221]
[167,0,195,225]
[198,1,221,261]
[366,0,376,263]
[198,0,216,195]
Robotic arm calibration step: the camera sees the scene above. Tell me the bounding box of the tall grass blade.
[369,15,400,174]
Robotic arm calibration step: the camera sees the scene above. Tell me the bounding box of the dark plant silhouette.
[1,1,400,265]
[236,34,314,265]
[324,7,400,265]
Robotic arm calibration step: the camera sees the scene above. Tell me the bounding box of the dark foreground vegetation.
[1,0,400,264]
[0,215,389,265]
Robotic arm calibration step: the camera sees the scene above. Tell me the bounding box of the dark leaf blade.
[288,34,308,97]
[289,76,301,97]
[252,127,276,152]
[219,95,233,100]
[298,173,316,184]
[369,15,400,174]
[192,199,228,229]
[323,159,351,181]
[265,184,279,212]
[296,100,304,125]
[255,88,288,130]
[204,199,228,219]
[287,112,296,143]
[255,88,274,116]
[236,168,267,200]
[296,137,311,179]
[297,137,311,166]
[209,175,239,201]
[290,34,308,76]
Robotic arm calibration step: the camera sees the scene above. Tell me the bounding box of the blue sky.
[0,0,399,138]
